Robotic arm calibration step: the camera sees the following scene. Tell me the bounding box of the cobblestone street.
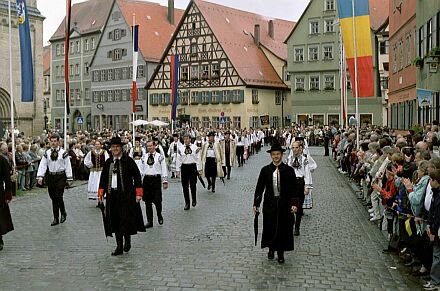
[0,147,423,290]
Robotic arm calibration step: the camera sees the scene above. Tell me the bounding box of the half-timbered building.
[146,0,295,129]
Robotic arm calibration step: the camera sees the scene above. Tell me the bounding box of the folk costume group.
[0,130,316,263]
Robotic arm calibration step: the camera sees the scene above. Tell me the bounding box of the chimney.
[168,0,175,25]
[254,24,260,47]
[268,20,274,39]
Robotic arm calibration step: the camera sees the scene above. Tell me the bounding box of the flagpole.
[8,0,16,168]
[132,13,136,138]
[64,0,68,149]
[339,31,344,129]
[352,0,360,149]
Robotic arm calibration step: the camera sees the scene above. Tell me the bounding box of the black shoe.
[227,176,230,180]
[145,222,153,228]
[123,236,131,252]
[294,228,300,236]
[111,246,123,256]
[158,215,163,225]
[60,213,67,224]
[192,201,197,207]
[212,188,215,193]
[268,250,274,260]
[207,184,211,190]
[184,204,190,210]
[51,219,59,226]
[277,251,285,264]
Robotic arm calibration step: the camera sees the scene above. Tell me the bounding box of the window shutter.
[108,31,113,39]
[107,50,113,59]
[239,90,244,103]
[208,91,212,104]
[166,93,171,105]
[121,29,126,37]
[122,49,127,56]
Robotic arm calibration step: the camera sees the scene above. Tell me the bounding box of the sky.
[37,0,310,45]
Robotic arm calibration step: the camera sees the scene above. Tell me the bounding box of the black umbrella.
[254,211,260,246]
[99,202,112,239]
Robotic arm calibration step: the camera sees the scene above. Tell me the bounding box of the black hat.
[208,131,216,137]
[135,136,141,142]
[295,136,304,142]
[266,143,285,153]
[109,136,126,146]
[225,130,231,135]
[172,133,179,137]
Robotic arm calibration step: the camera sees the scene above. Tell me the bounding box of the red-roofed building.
[90,0,183,130]
[146,0,295,129]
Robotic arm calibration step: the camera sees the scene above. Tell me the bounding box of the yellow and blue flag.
[337,0,374,97]
[16,0,34,102]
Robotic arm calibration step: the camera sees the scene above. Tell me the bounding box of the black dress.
[253,162,299,251]
[0,155,13,235]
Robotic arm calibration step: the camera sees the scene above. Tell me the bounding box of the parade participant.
[201,132,224,193]
[0,154,13,251]
[220,130,236,179]
[98,136,145,256]
[152,136,166,157]
[167,133,181,178]
[84,140,109,204]
[287,141,317,235]
[253,142,299,264]
[235,132,245,167]
[176,133,202,210]
[143,140,169,228]
[129,137,146,176]
[37,134,73,226]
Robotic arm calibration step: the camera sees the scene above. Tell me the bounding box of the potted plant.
[413,56,424,68]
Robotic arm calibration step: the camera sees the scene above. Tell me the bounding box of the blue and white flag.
[16,0,34,102]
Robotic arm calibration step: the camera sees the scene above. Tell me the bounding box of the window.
[201,91,209,104]
[202,117,210,128]
[284,69,290,81]
[232,90,240,103]
[61,43,65,55]
[76,41,80,53]
[399,40,403,70]
[91,37,95,50]
[324,75,335,90]
[56,44,60,56]
[427,19,433,53]
[222,91,230,103]
[324,19,335,33]
[419,26,425,57]
[69,65,74,77]
[295,76,305,91]
[100,91,106,102]
[113,49,121,61]
[100,70,107,81]
[61,65,64,77]
[75,89,81,100]
[114,29,121,40]
[191,91,199,104]
[323,44,333,60]
[190,43,197,55]
[275,91,282,105]
[108,90,114,102]
[294,47,304,62]
[122,67,128,79]
[93,91,99,103]
[93,70,99,82]
[309,46,319,61]
[138,65,144,78]
[180,91,189,104]
[191,65,199,80]
[310,75,320,90]
[181,66,188,81]
[70,41,74,54]
[211,91,219,103]
[309,20,319,35]
[252,89,259,104]
[84,39,89,51]
[212,63,219,78]
[201,64,209,79]
[406,34,411,66]
[325,0,335,11]
[114,68,120,80]
[84,62,90,76]
[108,69,113,81]
[114,90,121,102]
[70,89,74,103]
[392,45,397,73]
[121,89,127,101]
[56,66,60,78]
[380,40,389,54]
[381,77,389,89]
[272,116,279,128]
[56,90,60,101]
[75,64,80,76]
[85,88,90,100]
[233,117,241,129]
[212,117,219,128]
[61,90,65,101]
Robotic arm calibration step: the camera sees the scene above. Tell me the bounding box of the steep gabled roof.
[43,45,51,76]
[118,0,184,62]
[194,0,295,88]
[49,0,113,42]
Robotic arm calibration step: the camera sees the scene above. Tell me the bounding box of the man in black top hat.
[98,136,145,256]
[253,142,299,264]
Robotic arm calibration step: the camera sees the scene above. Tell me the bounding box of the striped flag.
[65,0,72,114]
[337,0,374,97]
[16,0,34,102]
[132,24,139,113]
[170,54,179,121]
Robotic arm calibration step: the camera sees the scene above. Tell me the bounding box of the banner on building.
[170,54,179,121]
[337,0,374,97]
[417,88,435,107]
[132,23,139,113]
[16,0,34,102]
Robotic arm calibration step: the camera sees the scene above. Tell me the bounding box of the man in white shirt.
[143,140,168,228]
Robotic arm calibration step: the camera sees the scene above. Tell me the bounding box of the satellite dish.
[349,116,357,126]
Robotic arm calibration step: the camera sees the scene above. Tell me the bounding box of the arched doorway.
[0,87,18,129]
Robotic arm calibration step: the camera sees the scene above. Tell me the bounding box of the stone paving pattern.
[0,147,423,290]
